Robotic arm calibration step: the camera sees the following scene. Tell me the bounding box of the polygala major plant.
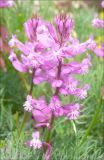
[8,8,103,160]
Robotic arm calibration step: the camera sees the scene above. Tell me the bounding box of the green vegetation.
[0,1,104,160]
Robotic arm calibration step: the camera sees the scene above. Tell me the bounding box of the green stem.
[45,112,54,142]
[80,97,103,146]
[18,112,28,138]
[44,60,62,154]
[18,69,35,139]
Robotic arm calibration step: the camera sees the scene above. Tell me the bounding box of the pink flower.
[92,18,104,28]
[8,35,45,72]
[51,79,63,88]
[49,96,63,117]
[32,97,51,125]
[61,55,91,76]
[8,51,28,72]
[62,103,80,120]
[94,43,104,58]
[91,1,104,58]
[24,17,43,42]
[0,0,15,8]
[9,35,30,55]
[76,84,90,99]
[59,76,79,95]
[23,95,35,112]
[29,131,42,149]
[101,0,104,8]
[54,15,74,43]
[49,96,61,110]
[80,54,92,74]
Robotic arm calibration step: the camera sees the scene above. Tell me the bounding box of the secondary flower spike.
[0,0,15,8]
[92,1,104,58]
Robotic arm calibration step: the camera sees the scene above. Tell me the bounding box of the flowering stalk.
[29,69,36,95]
[9,13,98,159]
[54,60,62,95]
[45,60,62,155]
[18,69,35,138]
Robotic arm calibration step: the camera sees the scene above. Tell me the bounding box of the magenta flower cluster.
[92,0,104,58]
[8,12,102,158]
[0,0,15,8]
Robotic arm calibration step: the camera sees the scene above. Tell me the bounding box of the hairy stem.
[18,69,35,139]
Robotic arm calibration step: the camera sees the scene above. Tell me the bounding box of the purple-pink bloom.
[101,0,104,8]
[54,15,74,43]
[9,35,31,55]
[61,54,91,75]
[31,96,51,125]
[59,76,79,95]
[76,84,90,99]
[62,103,80,120]
[9,51,28,72]
[24,17,43,42]
[49,96,61,111]
[28,131,42,149]
[92,3,104,58]
[94,43,104,58]
[8,35,45,72]
[92,18,104,28]
[0,0,15,8]
[23,95,35,112]
[49,96,63,117]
